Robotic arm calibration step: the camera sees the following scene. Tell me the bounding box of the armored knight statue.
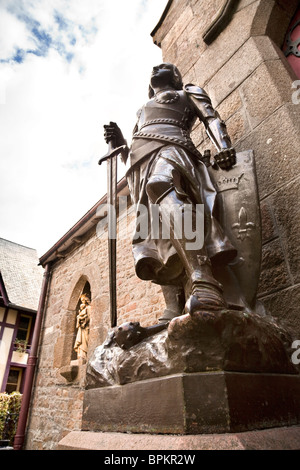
[85,63,296,430]
[104,63,239,319]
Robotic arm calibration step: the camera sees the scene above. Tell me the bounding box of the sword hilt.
[98,143,127,166]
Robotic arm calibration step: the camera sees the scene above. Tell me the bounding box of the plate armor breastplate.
[130,90,201,165]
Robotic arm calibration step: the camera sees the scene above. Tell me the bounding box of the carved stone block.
[83,304,300,433]
[82,371,300,435]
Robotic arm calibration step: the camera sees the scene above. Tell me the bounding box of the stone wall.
[25,203,165,449]
[152,0,300,335]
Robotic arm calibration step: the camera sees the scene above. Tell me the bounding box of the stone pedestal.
[57,426,300,450]
[77,309,300,448]
[82,371,300,435]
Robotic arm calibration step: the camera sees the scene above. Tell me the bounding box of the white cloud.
[0,0,165,256]
[0,11,27,58]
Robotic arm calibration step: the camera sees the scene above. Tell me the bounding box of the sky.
[0,0,166,256]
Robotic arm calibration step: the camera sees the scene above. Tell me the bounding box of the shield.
[208,150,262,312]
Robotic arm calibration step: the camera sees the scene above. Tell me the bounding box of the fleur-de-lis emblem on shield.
[232,206,255,241]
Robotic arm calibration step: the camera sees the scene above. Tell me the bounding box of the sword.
[99,127,127,328]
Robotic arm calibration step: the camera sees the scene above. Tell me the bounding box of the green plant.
[0,393,10,439]
[14,338,28,353]
[0,392,22,445]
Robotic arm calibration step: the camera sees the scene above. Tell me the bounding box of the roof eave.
[39,177,129,267]
[0,271,10,306]
[150,0,173,44]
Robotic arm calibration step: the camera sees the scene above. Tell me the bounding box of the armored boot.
[159,284,185,323]
[184,254,227,315]
[157,190,227,315]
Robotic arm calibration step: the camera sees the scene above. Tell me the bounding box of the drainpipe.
[13,262,51,450]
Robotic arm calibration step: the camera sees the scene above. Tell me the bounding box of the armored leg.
[159,284,185,323]
[160,191,227,314]
[146,175,227,315]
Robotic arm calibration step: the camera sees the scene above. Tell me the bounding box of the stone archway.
[70,278,91,362]
[53,261,107,380]
[53,275,91,372]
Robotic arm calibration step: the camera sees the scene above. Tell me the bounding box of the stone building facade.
[24,0,300,450]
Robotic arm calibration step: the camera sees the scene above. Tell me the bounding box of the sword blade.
[99,138,127,328]
[107,152,117,328]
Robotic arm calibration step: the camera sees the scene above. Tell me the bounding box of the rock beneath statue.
[85,310,298,389]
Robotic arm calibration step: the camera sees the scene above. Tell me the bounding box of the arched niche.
[67,275,90,310]
[54,274,92,381]
[70,279,91,362]
[249,0,299,74]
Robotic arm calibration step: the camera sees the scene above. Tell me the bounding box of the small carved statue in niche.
[74,293,90,363]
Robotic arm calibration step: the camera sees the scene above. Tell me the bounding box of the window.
[16,314,32,343]
[6,367,23,393]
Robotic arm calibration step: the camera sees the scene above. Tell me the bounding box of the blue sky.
[1,2,99,64]
[0,0,165,255]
